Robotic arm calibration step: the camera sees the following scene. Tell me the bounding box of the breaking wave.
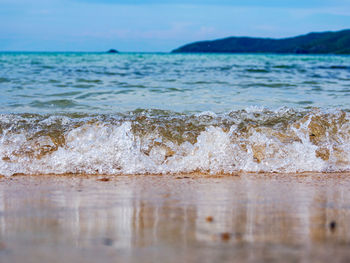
[1,107,350,176]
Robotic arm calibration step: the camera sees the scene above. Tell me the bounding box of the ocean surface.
[1,52,350,176]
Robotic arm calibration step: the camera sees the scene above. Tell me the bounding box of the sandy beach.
[0,173,350,263]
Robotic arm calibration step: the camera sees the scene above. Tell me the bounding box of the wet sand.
[1,173,350,263]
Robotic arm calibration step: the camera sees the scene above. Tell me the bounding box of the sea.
[0,52,350,176]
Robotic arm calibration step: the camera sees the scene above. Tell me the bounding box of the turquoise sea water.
[1,52,350,113]
[1,52,350,175]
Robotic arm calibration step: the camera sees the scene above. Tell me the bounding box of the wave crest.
[1,108,350,176]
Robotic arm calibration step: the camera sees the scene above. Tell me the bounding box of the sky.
[1,0,350,52]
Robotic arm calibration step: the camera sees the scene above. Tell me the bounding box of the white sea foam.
[1,109,350,176]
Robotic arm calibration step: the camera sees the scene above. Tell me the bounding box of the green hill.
[172,29,350,54]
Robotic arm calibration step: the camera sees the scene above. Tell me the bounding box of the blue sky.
[1,0,349,52]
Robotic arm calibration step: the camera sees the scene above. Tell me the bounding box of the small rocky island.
[107,49,119,53]
[172,29,350,54]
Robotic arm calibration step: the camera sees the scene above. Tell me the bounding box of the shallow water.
[1,53,350,175]
[1,52,350,113]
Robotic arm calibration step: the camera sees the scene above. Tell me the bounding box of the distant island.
[172,29,350,54]
[107,49,119,53]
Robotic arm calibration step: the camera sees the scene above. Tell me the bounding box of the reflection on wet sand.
[0,174,350,262]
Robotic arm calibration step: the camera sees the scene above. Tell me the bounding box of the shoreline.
[3,171,350,178]
[1,173,350,262]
